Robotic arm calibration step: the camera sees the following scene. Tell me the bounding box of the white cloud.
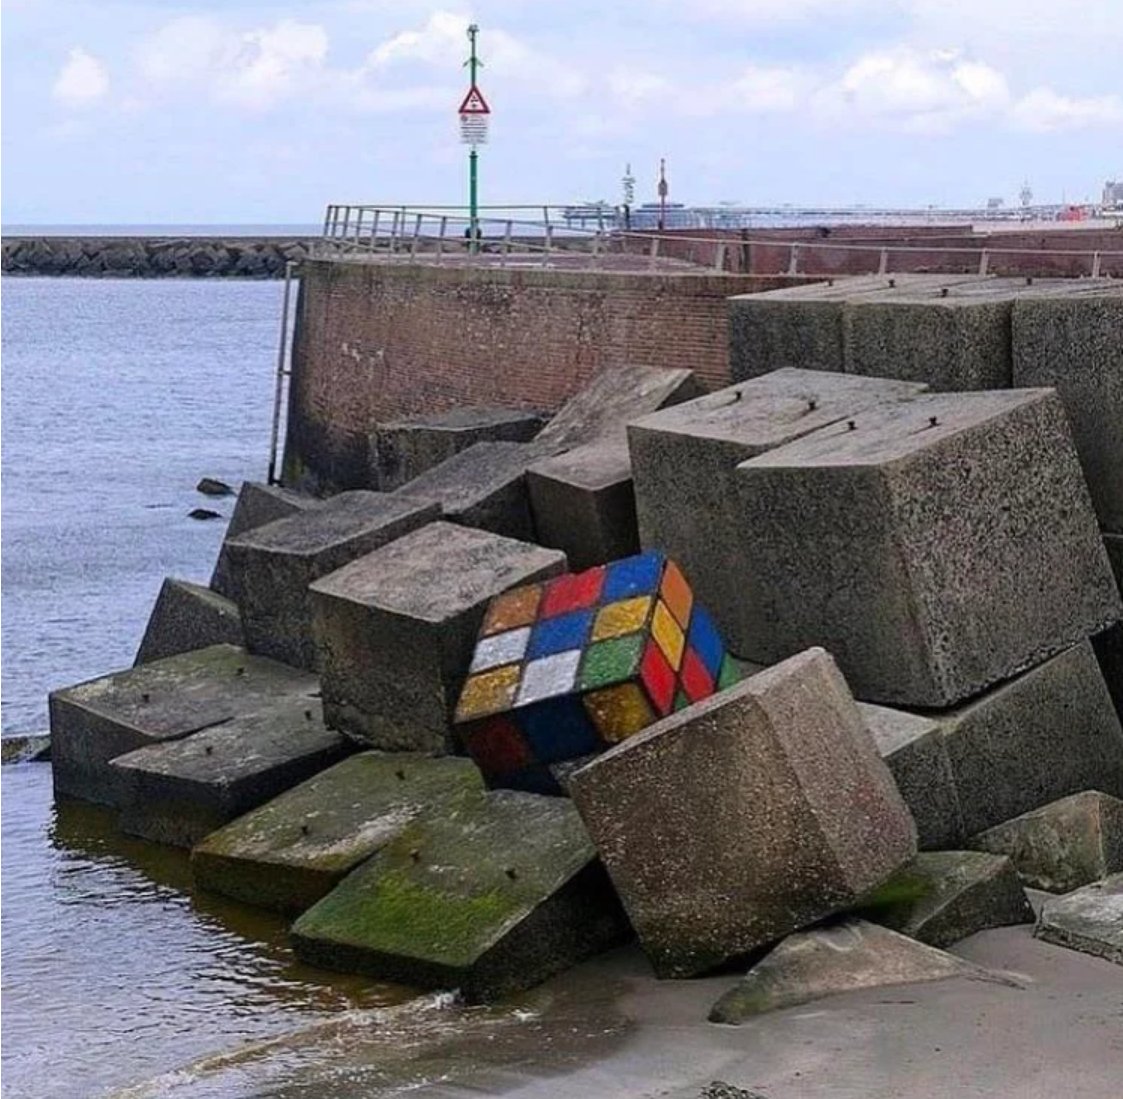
[52,47,109,108]
[1009,87,1123,132]
[729,65,805,113]
[607,69,671,111]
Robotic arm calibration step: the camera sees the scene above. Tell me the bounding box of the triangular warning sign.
[458,85,490,114]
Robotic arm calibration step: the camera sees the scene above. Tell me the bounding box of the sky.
[3,0,1122,224]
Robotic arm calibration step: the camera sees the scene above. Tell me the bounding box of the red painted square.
[680,646,715,703]
[640,640,677,716]
[540,566,606,618]
[464,715,533,776]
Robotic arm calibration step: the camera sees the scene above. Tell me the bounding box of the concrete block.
[940,643,1123,836]
[857,851,1032,948]
[569,648,916,978]
[526,440,639,571]
[371,406,545,490]
[454,552,731,793]
[49,644,319,806]
[290,788,631,1001]
[134,578,243,666]
[112,703,352,848]
[735,389,1121,706]
[1094,534,1123,720]
[192,752,485,913]
[1035,874,1123,966]
[311,521,566,754]
[628,368,926,646]
[968,791,1123,894]
[224,491,439,670]
[860,703,964,850]
[1012,292,1123,530]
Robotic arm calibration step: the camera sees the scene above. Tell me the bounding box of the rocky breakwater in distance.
[1,236,312,277]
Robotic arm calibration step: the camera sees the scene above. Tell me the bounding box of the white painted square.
[469,626,531,673]
[517,649,581,706]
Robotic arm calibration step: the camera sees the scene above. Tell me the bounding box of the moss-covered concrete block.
[134,578,244,666]
[290,788,630,1001]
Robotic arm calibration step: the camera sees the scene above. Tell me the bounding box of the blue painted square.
[518,697,601,764]
[603,551,664,602]
[687,603,725,679]
[527,608,593,659]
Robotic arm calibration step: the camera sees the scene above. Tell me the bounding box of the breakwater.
[2,236,311,277]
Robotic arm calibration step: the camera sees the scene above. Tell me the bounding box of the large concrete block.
[192,753,485,913]
[628,368,926,645]
[49,644,319,806]
[1012,292,1123,530]
[134,578,243,666]
[371,406,545,490]
[310,522,566,754]
[1035,874,1123,966]
[290,788,630,1001]
[1094,534,1123,720]
[112,703,352,848]
[526,440,639,571]
[940,642,1123,835]
[735,389,1122,706]
[569,648,916,978]
[224,491,439,670]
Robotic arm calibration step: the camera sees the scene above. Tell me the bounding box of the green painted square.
[718,653,744,691]
[579,634,645,691]
[674,689,690,712]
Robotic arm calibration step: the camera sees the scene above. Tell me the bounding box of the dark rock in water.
[197,477,235,497]
[188,508,222,520]
[1,735,51,764]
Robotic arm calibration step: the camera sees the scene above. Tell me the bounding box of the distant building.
[1103,180,1123,209]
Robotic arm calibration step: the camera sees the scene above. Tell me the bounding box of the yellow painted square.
[592,596,652,641]
[660,559,694,629]
[583,683,655,743]
[455,664,521,721]
[651,599,685,671]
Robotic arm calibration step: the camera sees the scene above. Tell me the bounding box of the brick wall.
[283,259,799,491]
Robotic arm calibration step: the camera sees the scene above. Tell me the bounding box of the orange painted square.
[660,560,694,629]
[481,584,542,636]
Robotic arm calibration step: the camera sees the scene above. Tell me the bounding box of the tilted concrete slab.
[311,521,566,753]
[290,788,630,1001]
[134,578,243,666]
[1035,874,1123,966]
[735,389,1121,706]
[569,648,915,978]
[191,752,485,914]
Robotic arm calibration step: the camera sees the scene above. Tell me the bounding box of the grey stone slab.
[290,788,630,1001]
[1034,873,1123,965]
[49,644,319,806]
[1,735,51,764]
[628,368,926,647]
[371,406,545,490]
[527,440,639,571]
[940,643,1123,836]
[224,491,439,670]
[134,578,243,666]
[856,851,1032,948]
[1012,293,1123,530]
[192,752,485,913]
[310,522,566,754]
[708,919,1010,1023]
[735,389,1122,706]
[968,791,1123,894]
[1094,534,1123,720]
[112,702,352,848]
[569,648,916,978]
[860,703,964,850]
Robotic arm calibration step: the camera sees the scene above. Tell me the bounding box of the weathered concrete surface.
[372,406,546,490]
[112,703,351,848]
[968,790,1123,894]
[49,644,319,806]
[191,752,485,913]
[860,703,964,850]
[570,648,915,978]
[527,440,639,570]
[1012,292,1123,530]
[857,851,1032,948]
[1,734,51,764]
[708,919,1008,1023]
[1035,874,1123,965]
[290,788,630,1001]
[311,521,566,753]
[133,578,243,666]
[224,491,439,670]
[210,481,322,601]
[939,642,1123,836]
[629,368,926,646]
[1094,533,1123,721]
[735,389,1121,706]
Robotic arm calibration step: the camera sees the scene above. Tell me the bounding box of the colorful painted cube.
[453,551,733,793]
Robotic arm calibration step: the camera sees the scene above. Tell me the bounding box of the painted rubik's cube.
[453,551,737,793]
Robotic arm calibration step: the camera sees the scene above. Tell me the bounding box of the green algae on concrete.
[192,752,485,914]
[290,788,631,1001]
